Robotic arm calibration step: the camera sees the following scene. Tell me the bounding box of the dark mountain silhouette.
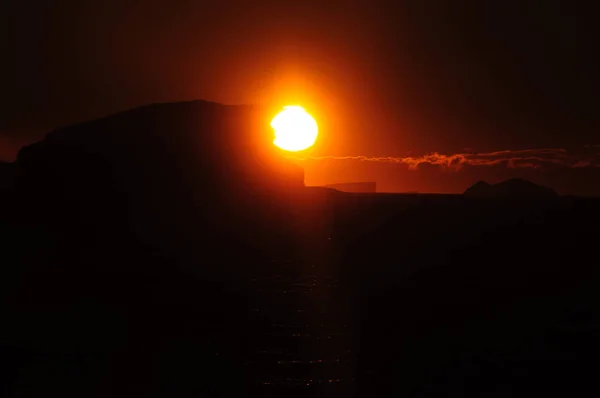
[463,180,491,195]
[1,100,315,397]
[324,181,376,193]
[14,100,306,274]
[464,178,558,197]
[3,100,600,397]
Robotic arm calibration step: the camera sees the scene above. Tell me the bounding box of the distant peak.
[472,180,491,187]
[464,178,557,197]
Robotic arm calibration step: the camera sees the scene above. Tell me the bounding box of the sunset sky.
[2,1,599,194]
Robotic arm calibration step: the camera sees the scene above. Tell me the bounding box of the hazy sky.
[2,1,599,193]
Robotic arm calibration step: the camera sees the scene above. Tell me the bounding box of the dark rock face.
[13,100,305,266]
[464,178,558,198]
[2,100,312,397]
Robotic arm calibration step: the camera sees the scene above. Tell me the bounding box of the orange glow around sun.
[271,106,318,152]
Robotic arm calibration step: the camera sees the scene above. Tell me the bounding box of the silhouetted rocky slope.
[464,178,558,197]
[1,100,315,397]
[13,100,307,271]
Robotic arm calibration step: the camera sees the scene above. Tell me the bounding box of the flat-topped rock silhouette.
[13,100,306,268]
[464,178,558,198]
[3,100,313,396]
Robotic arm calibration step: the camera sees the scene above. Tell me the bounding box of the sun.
[271,106,318,152]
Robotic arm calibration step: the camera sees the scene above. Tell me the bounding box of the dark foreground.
[2,190,600,397]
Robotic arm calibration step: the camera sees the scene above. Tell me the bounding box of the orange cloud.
[287,148,600,170]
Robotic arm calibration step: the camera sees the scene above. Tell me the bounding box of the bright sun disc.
[271,106,318,152]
